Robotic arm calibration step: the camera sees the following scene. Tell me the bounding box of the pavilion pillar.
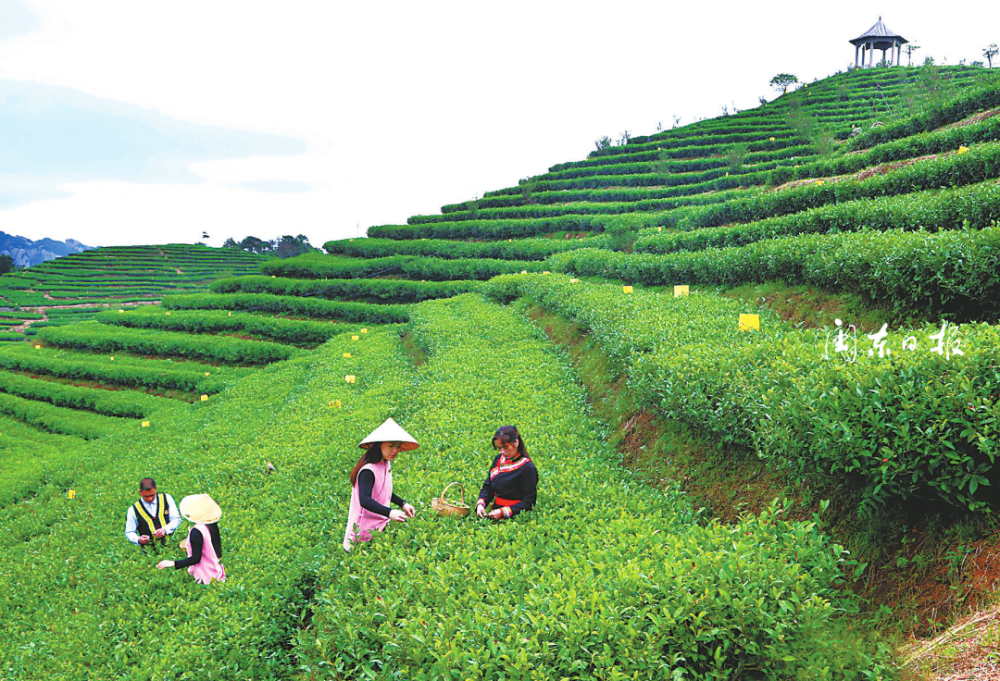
[868,41,874,67]
[855,44,860,67]
[896,41,901,66]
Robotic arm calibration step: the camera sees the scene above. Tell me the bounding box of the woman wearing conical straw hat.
[343,418,418,552]
[156,494,226,584]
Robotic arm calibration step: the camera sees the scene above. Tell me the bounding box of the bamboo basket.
[431,481,469,517]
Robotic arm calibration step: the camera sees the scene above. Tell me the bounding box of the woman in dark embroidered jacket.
[476,425,538,520]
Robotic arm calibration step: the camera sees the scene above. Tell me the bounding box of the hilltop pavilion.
[850,18,908,68]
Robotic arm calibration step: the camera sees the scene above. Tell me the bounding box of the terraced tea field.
[4,65,1000,679]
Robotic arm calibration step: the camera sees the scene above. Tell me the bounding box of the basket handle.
[439,481,466,504]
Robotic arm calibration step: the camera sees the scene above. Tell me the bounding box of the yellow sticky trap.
[204,372,211,376]
[200,394,209,402]
[361,328,367,333]
[67,490,76,500]
[769,137,775,142]
[674,285,689,297]
[345,375,356,384]
[958,146,969,154]
[542,271,550,275]
[329,399,342,409]
[623,285,634,294]
[343,352,351,358]
[569,278,580,284]
[725,172,729,177]
[352,335,359,341]
[165,311,171,315]
[228,312,232,317]
[119,309,124,313]
[657,226,663,232]
[738,314,760,332]
[816,180,824,186]
[110,356,114,361]
[142,421,150,428]
[34,344,40,349]
[349,239,354,242]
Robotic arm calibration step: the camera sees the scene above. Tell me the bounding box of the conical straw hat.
[179,494,222,524]
[358,417,419,451]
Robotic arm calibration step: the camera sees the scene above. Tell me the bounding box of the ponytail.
[349,443,384,486]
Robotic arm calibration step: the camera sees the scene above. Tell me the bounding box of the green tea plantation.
[4,64,1000,679]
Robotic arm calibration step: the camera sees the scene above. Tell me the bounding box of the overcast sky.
[1,0,998,249]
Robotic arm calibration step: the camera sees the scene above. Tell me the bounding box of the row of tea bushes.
[260,253,411,279]
[550,224,1000,320]
[95,308,348,347]
[400,256,549,281]
[0,371,175,419]
[322,236,610,261]
[0,330,419,678]
[635,179,1000,253]
[211,275,482,303]
[482,276,1000,514]
[0,390,127,439]
[162,293,410,323]
[677,141,1000,230]
[367,214,598,240]
[298,294,888,679]
[36,323,299,365]
[851,72,1000,149]
[0,416,79,508]
[0,344,239,394]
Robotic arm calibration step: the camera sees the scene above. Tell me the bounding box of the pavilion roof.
[849,18,908,47]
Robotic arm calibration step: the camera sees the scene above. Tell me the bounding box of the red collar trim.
[490,455,530,480]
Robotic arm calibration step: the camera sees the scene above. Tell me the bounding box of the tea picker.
[124,477,181,552]
[156,494,226,585]
[343,418,419,551]
[476,426,538,520]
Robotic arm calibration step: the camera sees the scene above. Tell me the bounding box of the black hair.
[350,442,386,486]
[139,477,157,490]
[492,426,527,458]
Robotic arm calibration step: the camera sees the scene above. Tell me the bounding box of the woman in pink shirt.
[343,418,419,551]
[156,494,226,584]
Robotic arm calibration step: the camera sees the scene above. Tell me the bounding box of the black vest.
[133,494,170,545]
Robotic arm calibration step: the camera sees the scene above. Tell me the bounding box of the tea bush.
[299,295,887,679]
[635,179,1000,253]
[483,276,1000,512]
[549,224,1000,319]
[0,371,175,419]
[322,237,609,261]
[0,391,126,439]
[96,307,349,346]
[211,275,482,302]
[37,323,299,365]
[0,344,240,393]
[0,330,419,678]
[678,141,1000,231]
[162,293,410,323]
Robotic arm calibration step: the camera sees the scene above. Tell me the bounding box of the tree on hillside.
[275,235,317,259]
[984,44,998,68]
[237,236,273,254]
[769,73,798,95]
[222,238,238,249]
[0,254,13,275]
[905,44,921,66]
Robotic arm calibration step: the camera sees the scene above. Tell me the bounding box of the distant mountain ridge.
[0,230,93,267]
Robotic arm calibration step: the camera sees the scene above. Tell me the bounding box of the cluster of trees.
[0,254,14,275]
[221,235,319,259]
